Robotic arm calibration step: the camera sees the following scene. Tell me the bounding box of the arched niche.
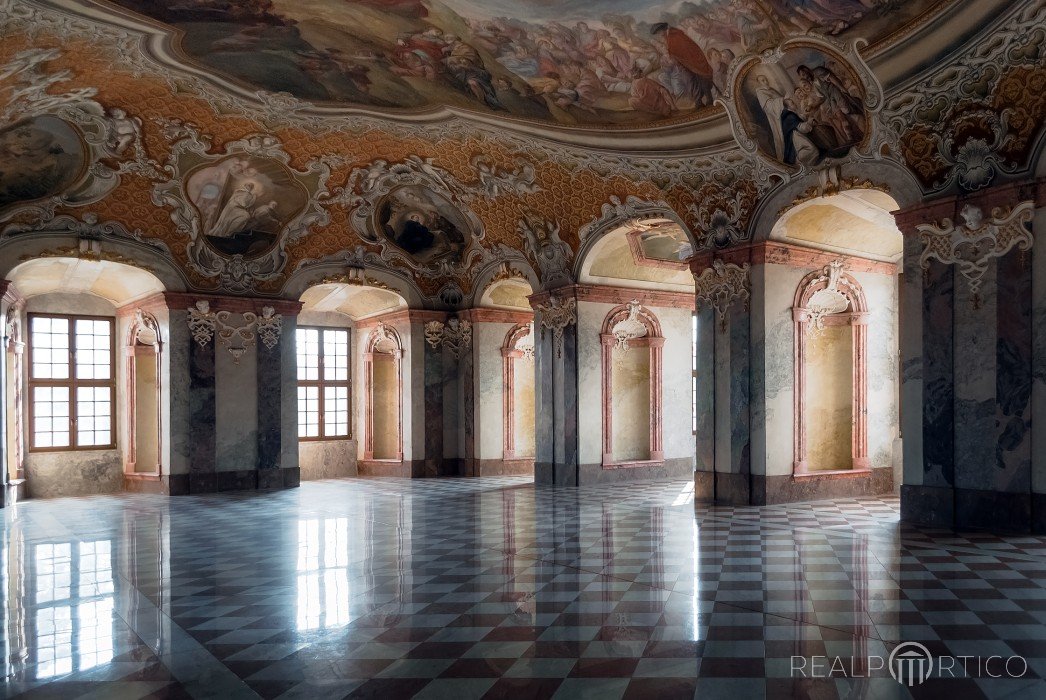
[793,262,869,474]
[363,323,403,462]
[600,302,664,468]
[501,322,535,462]
[125,309,162,475]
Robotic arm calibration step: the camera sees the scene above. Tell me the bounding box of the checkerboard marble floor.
[2,477,1046,699]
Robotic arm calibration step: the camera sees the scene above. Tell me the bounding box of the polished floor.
[1,477,1045,699]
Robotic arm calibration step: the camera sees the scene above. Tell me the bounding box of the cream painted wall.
[514,357,536,457]
[611,349,650,461]
[805,325,853,470]
[372,356,399,459]
[577,301,696,467]
[760,264,899,477]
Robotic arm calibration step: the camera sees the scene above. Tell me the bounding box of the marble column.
[1030,183,1046,531]
[187,319,217,494]
[531,289,579,486]
[693,305,715,500]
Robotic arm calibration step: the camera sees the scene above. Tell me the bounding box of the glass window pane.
[33,386,70,448]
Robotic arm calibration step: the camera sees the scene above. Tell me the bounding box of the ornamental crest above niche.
[0,48,161,236]
[721,37,883,174]
[335,155,537,279]
[151,121,338,292]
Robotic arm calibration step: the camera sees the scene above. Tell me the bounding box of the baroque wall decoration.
[518,210,573,289]
[186,300,216,347]
[916,202,1034,306]
[185,300,283,360]
[609,300,649,353]
[152,121,339,293]
[694,259,751,332]
[883,1,1046,193]
[534,296,577,359]
[0,48,162,234]
[424,318,473,359]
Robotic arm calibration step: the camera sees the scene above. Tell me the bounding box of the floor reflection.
[0,479,1043,698]
[296,518,351,632]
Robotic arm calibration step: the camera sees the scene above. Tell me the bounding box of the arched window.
[363,322,402,461]
[502,322,535,462]
[125,309,162,475]
[600,301,664,468]
[793,262,869,474]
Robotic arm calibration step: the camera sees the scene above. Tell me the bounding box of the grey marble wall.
[26,449,123,498]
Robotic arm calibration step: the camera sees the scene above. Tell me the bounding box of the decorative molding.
[459,308,534,325]
[0,48,163,232]
[333,155,533,280]
[578,196,675,242]
[423,321,444,350]
[151,122,338,292]
[609,300,649,353]
[691,241,898,276]
[534,297,577,359]
[423,318,472,359]
[792,265,869,474]
[916,201,1034,304]
[186,299,282,360]
[518,211,572,288]
[187,301,216,347]
[131,308,162,349]
[694,259,751,332]
[689,190,747,250]
[780,175,892,217]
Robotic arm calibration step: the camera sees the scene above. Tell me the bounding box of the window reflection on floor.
[296,518,351,631]
[31,540,115,679]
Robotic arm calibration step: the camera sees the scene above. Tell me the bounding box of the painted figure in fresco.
[210,182,257,239]
[650,22,715,107]
[629,66,675,117]
[379,186,470,265]
[0,120,82,208]
[108,0,900,126]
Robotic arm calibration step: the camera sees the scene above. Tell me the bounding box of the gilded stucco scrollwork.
[917,202,1034,305]
[694,259,751,332]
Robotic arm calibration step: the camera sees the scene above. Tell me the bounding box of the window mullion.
[69,320,79,448]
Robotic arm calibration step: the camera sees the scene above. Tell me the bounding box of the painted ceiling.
[96,0,945,128]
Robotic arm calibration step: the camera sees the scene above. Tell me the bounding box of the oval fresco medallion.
[185,155,309,259]
[735,44,869,168]
[375,184,475,267]
[0,116,88,210]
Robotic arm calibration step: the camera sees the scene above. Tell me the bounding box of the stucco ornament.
[611,300,649,353]
[517,322,536,362]
[689,192,746,249]
[424,321,445,350]
[519,211,573,288]
[535,297,577,359]
[333,155,535,279]
[213,307,283,363]
[372,322,401,356]
[917,202,1034,306]
[132,308,162,349]
[805,261,851,334]
[187,301,216,347]
[578,196,676,242]
[151,121,338,293]
[694,259,751,332]
[424,319,473,358]
[0,48,163,235]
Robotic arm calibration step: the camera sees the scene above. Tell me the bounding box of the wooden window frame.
[27,313,116,453]
[297,326,352,442]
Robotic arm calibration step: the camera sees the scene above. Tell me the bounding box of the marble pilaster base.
[903,484,1040,533]
[169,468,300,495]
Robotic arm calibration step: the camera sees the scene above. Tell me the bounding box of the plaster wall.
[805,325,853,470]
[473,321,514,460]
[611,349,650,461]
[214,315,259,472]
[759,264,899,478]
[577,300,695,469]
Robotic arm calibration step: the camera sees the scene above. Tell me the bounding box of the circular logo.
[889,642,933,686]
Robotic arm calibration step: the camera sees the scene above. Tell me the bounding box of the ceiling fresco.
[98,0,944,128]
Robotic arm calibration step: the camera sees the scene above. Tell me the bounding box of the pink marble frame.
[122,312,163,476]
[362,325,404,462]
[501,323,534,461]
[600,304,665,469]
[792,271,870,476]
